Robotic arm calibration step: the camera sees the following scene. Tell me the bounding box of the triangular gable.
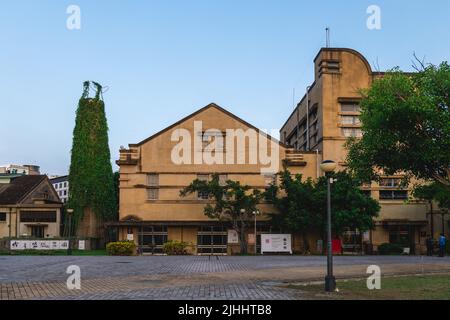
[20,178,61,204]
[129,103,289,148]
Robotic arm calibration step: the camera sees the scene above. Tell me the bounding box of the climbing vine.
[68,81,117,232]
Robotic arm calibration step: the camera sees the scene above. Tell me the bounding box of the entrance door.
[197,226,227,254]
[138,226,168,254]
[31,226,45,238]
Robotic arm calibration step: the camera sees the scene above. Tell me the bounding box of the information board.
[261,234,292,254]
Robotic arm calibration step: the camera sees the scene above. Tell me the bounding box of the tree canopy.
[180,174,263,254]
[346,63,450,188]
[266,169,380,251]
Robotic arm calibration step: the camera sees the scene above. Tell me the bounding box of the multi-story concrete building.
[113,48,445,255]
[0,164,40,175]
[0,175,63,239]
[113,103,318,254]
[280,47,447,253]
[50,175,69,203]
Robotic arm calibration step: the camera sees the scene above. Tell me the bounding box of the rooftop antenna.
[292,88,296,109]
[326,27,330,48]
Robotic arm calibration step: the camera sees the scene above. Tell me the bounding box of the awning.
[105,220,271,227]
[377,220,428,227]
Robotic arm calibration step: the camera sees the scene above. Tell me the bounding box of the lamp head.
[320,160,337,173]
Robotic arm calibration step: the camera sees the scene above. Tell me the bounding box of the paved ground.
[1,255,449,300]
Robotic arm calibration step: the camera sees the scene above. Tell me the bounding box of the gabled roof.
[0,175,47,205]
[130,103,290,148]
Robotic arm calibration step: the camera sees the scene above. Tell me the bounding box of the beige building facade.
[280,48,448,254]
[0,175,63,239]
[114,103,319,254]
[115,48,447,255]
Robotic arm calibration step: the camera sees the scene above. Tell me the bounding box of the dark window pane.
[20,211,56,223]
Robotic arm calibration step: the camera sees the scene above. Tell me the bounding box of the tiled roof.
[0,175,46,205]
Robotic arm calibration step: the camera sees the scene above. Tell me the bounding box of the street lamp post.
[253,210,260,255]
[66,208,74,256]
[320,160,337,292]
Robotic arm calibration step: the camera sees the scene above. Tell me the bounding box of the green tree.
[268,169,380,250]
[414,182,450,211]
[314,171,380,236]
[180,174,263,254]
[265,170,320,252]
[68,81,117,233]
[346,63,450,188]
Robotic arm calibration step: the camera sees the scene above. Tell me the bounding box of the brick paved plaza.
[1,255,450,300]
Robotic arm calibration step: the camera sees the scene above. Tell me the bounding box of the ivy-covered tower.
[68,81,117,245]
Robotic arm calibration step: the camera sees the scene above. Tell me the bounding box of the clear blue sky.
[1,0,449,175]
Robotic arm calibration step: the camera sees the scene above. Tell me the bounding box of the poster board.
[261,234,292,254]
[10,240,69,250]
[227,230,239,244]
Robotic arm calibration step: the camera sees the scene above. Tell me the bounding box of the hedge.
[106,241,136,256]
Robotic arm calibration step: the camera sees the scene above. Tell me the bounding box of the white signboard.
[78,240,86,250]
[127,234,134,241]
[261,234,292,254]
[227,230,239,244]
[10,240,69,250]
[228,229,239,244]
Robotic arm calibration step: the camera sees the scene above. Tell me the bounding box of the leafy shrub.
[162,240,190,255]
[377,243,404,255]
[106,241,136,256]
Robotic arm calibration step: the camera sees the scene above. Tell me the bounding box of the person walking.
[426,235,434,256]
[438,234,446,257]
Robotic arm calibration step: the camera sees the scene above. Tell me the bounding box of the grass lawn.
[287,274,450,300]
[0,249,107,256]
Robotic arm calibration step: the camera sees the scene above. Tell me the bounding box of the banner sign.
[10,240,69,250]
[227,230,239,244]
[261,234,292,254]
[78,240,86,250]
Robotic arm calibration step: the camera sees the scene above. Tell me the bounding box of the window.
[54,184,58,190]
[197,174,210,199]
[138,226,168,254]
[198,191,209,200]
[342,128,362,137]
[218,174,228,186]
[340,102,361,113]
[379,178,402,188]
[20,211,57,223]
[147,189,159,200]
[59,183,62,188]
[147,174,159,186]
[64,182,67,188]
[379,190,408,200]
[341,115,360,125]
[0,213,6,222]
[202,131,225,151]
[63,190,67,196]
[388,226,410,246]
[197,226,227,254]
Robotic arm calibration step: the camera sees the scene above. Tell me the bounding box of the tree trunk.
[239,224,247,254]
[302,231,310,254]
